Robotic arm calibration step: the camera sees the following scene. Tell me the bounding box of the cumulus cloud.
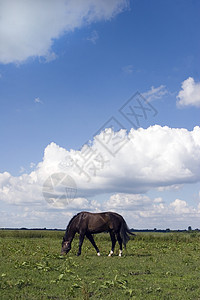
[36,125,200,200]
[176,77,200,107]
[0,171,42,205]
[103,193,152,211]
[0,172,11,188]
[103,193,200,229]
[0,0,129,64]
[0,125,200,210]
[104,194,196,217]
[1,187,200,229]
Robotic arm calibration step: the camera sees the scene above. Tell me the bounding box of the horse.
[61,211,135,256]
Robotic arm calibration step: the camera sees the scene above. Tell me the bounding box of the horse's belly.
[88,224,109,233]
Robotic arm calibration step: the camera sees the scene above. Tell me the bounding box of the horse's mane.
[64,212,81,240]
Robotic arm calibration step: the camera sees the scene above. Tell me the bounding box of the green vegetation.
[1,230,200,299]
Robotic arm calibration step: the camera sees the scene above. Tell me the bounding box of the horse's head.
[61,237,71,255]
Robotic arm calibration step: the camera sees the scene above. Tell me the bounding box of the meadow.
[1,230,200,299]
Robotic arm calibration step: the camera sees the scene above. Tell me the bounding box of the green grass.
[1,230,200,299]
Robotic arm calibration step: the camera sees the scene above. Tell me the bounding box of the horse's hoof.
[108,250,113,256]
[97,252,100,256]
[77,253,81,256]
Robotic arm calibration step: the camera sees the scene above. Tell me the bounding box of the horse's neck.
[65,227,76,242]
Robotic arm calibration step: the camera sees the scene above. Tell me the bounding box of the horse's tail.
[120,218,135,249]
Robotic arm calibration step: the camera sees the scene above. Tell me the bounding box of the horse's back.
[77,211,122,233]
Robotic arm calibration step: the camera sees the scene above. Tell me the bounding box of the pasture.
[1,230,200,299]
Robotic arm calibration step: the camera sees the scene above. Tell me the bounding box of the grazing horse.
[61,211,134,256]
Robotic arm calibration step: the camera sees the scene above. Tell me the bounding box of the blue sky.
[0,0,200,229]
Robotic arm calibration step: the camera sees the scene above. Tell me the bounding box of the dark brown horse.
[61,211,134,256]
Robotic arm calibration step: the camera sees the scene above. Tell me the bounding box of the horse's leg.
[86,233,100,256]
[77,233,85,256]
[116,232,123,256]
[108,231,116,256]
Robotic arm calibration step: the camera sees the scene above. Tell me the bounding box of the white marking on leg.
[119,250,122,257]
[97,252,100,256]
[108,250,113,257]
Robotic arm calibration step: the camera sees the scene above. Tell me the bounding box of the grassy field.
[1,230,200,299]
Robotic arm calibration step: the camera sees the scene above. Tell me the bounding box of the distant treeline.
[131,228,199,233]
[0,227,199,232]
[0,228,65,231]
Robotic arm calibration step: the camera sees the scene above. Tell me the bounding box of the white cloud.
[34,97,43,104]
[1,125,200,211]
[102,194,200,229]
[157,184,183,191]
[169,199,194,214]
[122,64,133,74]
[1,188,200,228]
[86,30,99,44]
[104,193,151,211]
[0,0,129,64]
[0,171,42,205]
[176,77,200,107]
[0,172,11,189]
[142,85,168,101]
[19,166,26,174]
[30,162,36,169]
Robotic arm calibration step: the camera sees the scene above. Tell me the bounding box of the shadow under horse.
[61,211,135,256]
